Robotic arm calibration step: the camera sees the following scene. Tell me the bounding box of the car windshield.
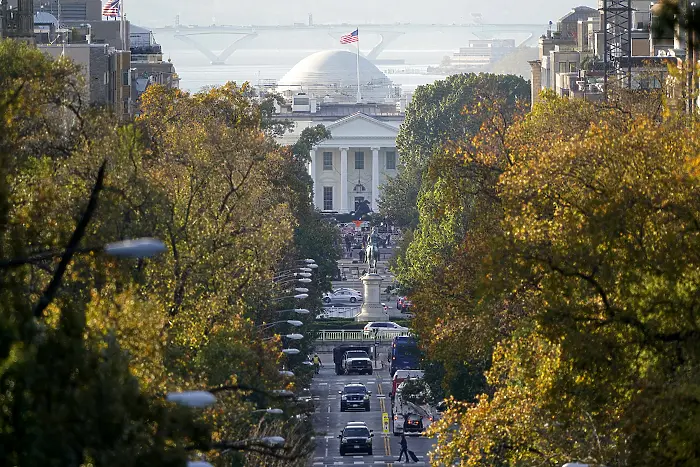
[344,386,367,394]
[344,428,370,437]
[346,351,368,358]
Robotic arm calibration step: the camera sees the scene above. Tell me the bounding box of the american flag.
[102,0,120,17]
[340,29,359,44]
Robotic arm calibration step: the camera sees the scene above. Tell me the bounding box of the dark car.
[339,383,371,412]
[403,413,424,433]
[338,423,373,455]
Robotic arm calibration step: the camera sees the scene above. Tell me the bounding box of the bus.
[390,336,421,376]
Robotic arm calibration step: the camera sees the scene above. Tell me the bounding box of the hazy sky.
[128,1,597,28]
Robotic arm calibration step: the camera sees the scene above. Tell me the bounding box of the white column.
[371,147,380,211]
[340,147,348,213]
[309,148,317,209]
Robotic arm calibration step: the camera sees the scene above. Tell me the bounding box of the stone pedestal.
[355,273,388,322]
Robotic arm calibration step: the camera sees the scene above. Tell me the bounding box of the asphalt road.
[309,354,434,466]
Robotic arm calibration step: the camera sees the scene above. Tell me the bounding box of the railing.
[315,329,411,342]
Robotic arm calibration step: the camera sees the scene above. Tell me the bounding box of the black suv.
[338,423,373,455]
[339,383,371,412]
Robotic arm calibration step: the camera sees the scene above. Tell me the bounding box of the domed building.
[277,50,395,104]
[272,50,408,215]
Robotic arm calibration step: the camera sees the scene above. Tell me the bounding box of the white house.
[272,50,406,214]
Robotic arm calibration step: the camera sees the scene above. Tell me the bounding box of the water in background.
[154,29,485,93]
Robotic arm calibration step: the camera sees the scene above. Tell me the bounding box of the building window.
[386,151,396,170]
[323,152,333,170]
[323,186,333,211]
[354,197,365,211]
[122,71,129,86]
[355,151,364,170]
[569,62,577,73]
[558,61,567,73]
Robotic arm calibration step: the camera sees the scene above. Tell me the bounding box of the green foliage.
[0,40,337,466]
[379,73,530,230]
[424,92,700,466]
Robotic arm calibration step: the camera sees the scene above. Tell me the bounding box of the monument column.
[371,147,380,211]
[309,148,317,209]
[340,147,349,213]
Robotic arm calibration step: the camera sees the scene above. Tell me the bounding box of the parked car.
[363,321,408,336]
[338,422,373,456]
[323,288,363,305]
[339,383,371,412]
[396,296,405,310]
[401,298,412,313]
[342,349,373,375]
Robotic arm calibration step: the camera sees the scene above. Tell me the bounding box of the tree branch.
[32,160,107,318]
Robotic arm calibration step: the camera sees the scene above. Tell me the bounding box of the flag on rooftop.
[340,29,359,44]
[102,0,120,18]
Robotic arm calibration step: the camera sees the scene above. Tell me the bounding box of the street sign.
[382,412,390,434]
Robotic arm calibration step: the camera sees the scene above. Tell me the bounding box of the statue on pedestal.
[365,227,380,273]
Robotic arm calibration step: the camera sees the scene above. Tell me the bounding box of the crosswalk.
[312,456,427,466]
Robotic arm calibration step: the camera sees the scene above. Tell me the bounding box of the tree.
[379,73,530,230]
[428,93,700,466]
[0,40,330,466]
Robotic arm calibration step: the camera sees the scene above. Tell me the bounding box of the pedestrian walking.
[397,433,411,463]
[344,234,352,257]
[312,354,322,374]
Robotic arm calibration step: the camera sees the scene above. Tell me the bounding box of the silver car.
[322,288,363,305]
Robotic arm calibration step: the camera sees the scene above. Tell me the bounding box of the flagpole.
[356,28,361,103]
[120,0,126,49]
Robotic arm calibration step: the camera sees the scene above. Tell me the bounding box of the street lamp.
[260,436,285,447]
[103,238,167,257]
[187,462,214,467]
[275,308,310,314]
[278,370,295,377]
[263,333,304,342]
[258,320,304,330]
[281,348,300,355]
[252,408,284,415]
[271,293,308,301]
[0,237,167,269]
[275,277,312,285]
[167,391,217,408]
[293,287,309,293]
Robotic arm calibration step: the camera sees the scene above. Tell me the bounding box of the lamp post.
[251,408,284,415]
[263,333,304,342]
[0,237,167,269]
[373,328,379,368]
[271,293,309,301]
[275,308,310,314]
[258,320,304,331]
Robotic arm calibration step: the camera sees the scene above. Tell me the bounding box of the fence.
[315,329,411,342]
